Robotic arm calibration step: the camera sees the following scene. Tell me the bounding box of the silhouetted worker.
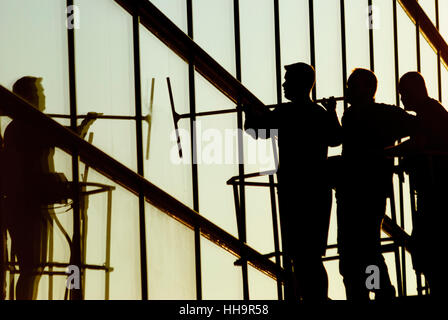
[387,72,448,298]
[337,68,415,300]
[243,62,342,301]
[0,76,97,300]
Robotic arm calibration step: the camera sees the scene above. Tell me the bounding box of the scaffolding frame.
[4,182,115,300]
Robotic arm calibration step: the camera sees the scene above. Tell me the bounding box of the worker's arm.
[320,97,342,147]
[64,112,102,139]
[242,103,278,140]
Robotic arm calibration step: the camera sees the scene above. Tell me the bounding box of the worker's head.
[346,68,377,105]
[399,72,429,112]
[282,63,316,102]
[13,76,46,112]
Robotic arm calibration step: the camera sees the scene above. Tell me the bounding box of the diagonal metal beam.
[398,0,448,67]
[114,0,265,108]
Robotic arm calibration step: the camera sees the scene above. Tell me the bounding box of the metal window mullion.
[414,5,424,295]
[233,0,249,301]
[131,10,149,301]
[369,0,375,72]
[417,21,421,72]
[186,0,203,301]
[308,0,316,100]
[340,0,348,110]
[274,0,282,105]
[66,0,83,301]
[393,0,408,297]
[273,0,283,300]
[436,0,442,102]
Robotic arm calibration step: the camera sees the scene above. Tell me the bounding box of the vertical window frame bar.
[186,0,203,301]
[131,8,149,301]
[66,0,83,301]
[233,0,250,301]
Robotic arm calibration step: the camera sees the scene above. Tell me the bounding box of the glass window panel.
[314,0,344,158]
[194,70,236,115]
[439,0,448,43]
[83,168,141,300]
[240,0,277,105]
[324,260,346,300]
[0,0,70,114]
[201,238,243,300]
[383,251,399,297]
[418,0,436,26]
[326,194,338,248]
[139,25,193,208]
[75,0,135,116]
[373,0,396,105]
[441,65,448,107]
[146,204,196,300]
[397,5,417,82]
[194,72,239,236]
[345,0,370,72]
[314,0,343,100]
[404,250,419,296]
[279,0,311,78]
[193,0,236,84]
[81,119,138,173]
[313,0,345,155]
[149,0,187,33]
[245,186,276,255]
[419,35,439,100]
[197,113,239,237]
[242,125,278,175]
[248,266,277,300]
[326,197,345,299]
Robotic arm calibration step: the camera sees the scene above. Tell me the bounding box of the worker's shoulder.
[426,98,448,113]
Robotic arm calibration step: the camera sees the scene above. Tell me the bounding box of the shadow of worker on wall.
[243,62,342,301]
[0,76,97,300]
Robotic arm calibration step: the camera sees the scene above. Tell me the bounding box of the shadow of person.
[0,76,99,300]
[0,76,54,299]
